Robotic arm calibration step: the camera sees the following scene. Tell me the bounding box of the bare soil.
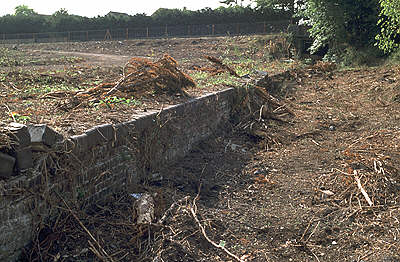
[1,36,400,262]
[1,36,281,137]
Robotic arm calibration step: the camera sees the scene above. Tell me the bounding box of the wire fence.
[0,20,290,44]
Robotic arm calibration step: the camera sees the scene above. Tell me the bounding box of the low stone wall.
[0,88,236,261]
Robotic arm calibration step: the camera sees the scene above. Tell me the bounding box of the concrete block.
[85,127,103,148]
[164,103,185,116]
[7,123,30,148]
[14,147,33,171]
[0,153,16,178]
[53,139,74,153]
[133,113,156,132]
[28,124,62,147]
[70,134,89,154]
[85,124,115,148]
[216,88,235,102]
[96,124,115,142]
[114,123,130,143]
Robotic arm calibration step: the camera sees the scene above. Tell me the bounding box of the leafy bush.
[376,0,400,54]
[339,46,384,66]
[301,0,380,60]
[387,48,400,64]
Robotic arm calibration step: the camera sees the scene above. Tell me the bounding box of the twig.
[106,71,135,96]
[158,196,190,224]
[311,139,320,146]
[334,168,354,176]
[300,219,313,242]
[311,250,321,262]
[347,133,379,148]
[189,190,244,262]
[88,240,107,261]
[306,221,320,242]
[2,82,19,91]
[57,194,114,262]
[373,160,385,175]
[225,140,232,153]
[156,104,165,118]
[354,170,373,207]
[3,104,16,122]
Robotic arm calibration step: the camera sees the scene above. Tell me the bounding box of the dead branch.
[3,104,16,122]
[189,191,244,262]
[58,194,115,262]
[306,221,320,242]
[106,71,136,96]
[2,82,19,91]
[354,170,373,207]
[39,90,77,99]
[204,55,240,77]
[158,196,190,224]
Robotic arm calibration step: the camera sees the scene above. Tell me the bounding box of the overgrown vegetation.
[255,0,400,64]
[298,0,382,64]
[376,0,400,54]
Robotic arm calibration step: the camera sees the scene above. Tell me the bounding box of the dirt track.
[40,50,132,66]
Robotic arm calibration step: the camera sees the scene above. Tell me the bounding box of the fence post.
[236,23,240,35]
[263,22,266,34]
[188,25,190,36]
[68,32,71,41]
[146,27,149,38]
[212,24,215,35]
[165,25,168,37]
[126,28,129,40]
[104,29,112,40]
[86,31,89,41]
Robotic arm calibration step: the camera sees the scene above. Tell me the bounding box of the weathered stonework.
[28,124,62,146]
[0,153,15,178]
[0,88,237,261]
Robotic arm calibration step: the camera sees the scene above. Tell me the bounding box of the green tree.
[14,5,37,16]
[220,0,245,6]
[53,8,69,16]
[151,8,184,24]
[50,8,74,31]
[255,0,302,19]
[376,0,400,53]
[302,0,380,56]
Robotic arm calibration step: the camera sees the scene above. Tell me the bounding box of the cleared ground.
[1,36,399,261]
[0,36,292,136]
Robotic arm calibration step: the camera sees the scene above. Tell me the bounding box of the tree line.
[3,1,400,59]
[0,5,290,35]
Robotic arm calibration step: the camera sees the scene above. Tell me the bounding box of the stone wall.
[0,88,236,261]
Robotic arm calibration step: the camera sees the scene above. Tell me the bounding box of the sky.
[0,0,244,17]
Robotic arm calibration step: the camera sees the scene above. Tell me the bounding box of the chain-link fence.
[0,20,290,44]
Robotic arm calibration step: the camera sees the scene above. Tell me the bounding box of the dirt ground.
[1,36,286,137]
[131,65,400,262]
[1,36,400,261]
